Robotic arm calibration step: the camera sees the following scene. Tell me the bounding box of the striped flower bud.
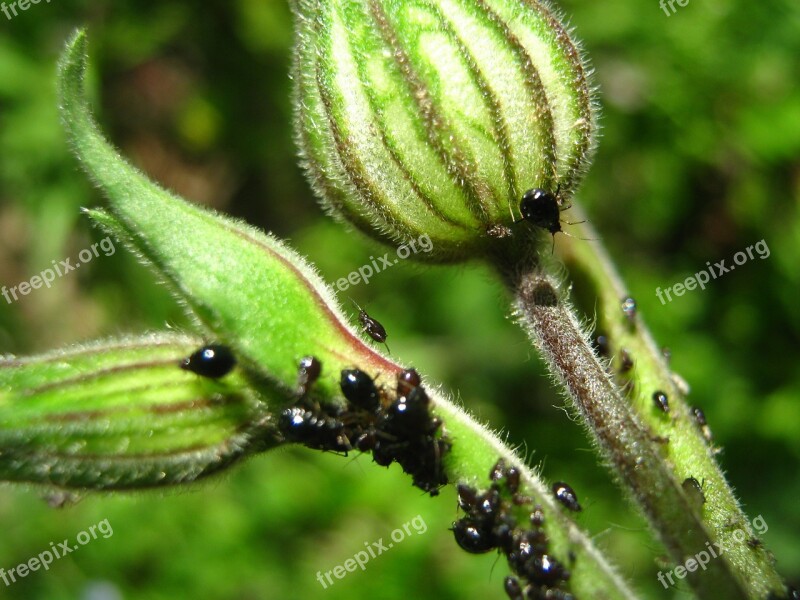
[293,0,597,261]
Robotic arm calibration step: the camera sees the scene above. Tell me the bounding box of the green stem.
[431,388,638,600]
[494,223,785,599]
[560,215,786,598]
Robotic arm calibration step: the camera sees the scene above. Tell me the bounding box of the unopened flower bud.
[293,0,597,260]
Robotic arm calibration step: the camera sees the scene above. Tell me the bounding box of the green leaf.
[0,333,277,489]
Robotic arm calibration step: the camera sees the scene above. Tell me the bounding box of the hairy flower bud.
[293,0,597,260]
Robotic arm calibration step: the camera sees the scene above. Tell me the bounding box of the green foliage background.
[0,0,798,598]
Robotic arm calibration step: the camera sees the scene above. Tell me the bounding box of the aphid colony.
[279,357,449,496]
[452,459,576,600]
[178,343,447,494]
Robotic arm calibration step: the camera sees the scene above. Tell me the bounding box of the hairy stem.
[500,256,749,599]
[431,388,638,600]
[561,215,786,598]
[494,227,786,599]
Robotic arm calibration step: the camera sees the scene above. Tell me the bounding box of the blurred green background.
[0,0,798,598]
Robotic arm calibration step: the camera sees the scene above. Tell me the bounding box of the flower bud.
[293,0,597,260]
[0,334,277,489]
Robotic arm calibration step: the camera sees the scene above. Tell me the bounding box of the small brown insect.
[351,299,390,353]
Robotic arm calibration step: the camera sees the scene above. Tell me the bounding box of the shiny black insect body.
[340,369,380,412]
[477,488,502,521]
[519,188,564,235]
[527,554,569,587]
[452,520,495,554]
[297,355,322,396]
[692,406,707,427]
[397,368,422,397]
[489,458,521,495]
[692,406,714,442]
[457,484,479,512]
[351,300,390,352]
[504,576,523,600]
[180,344,236,379]
[621,296,637,324]
[653,390,670,414]
[383,386,432,436]
[453,465,574,599]
[278,406,350,453]
[530,505,545,528]
[552,481,582,512]
[516,188,588,251]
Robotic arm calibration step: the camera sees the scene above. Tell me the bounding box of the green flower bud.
[293,0,597,260]
[0,334,276,489]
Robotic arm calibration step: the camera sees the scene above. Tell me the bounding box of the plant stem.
[493,226,785,599]
[561,214,786,598]
[431,389,638,600]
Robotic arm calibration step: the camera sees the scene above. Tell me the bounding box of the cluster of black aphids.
[278,357,449,496]
[453,459,575,600]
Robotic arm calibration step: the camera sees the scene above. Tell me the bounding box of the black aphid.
[621,296,637,323]
[519,188,563,234]
[552,481,582,512]
[653,390,670,414]
[530,505,545,528]
[692,406,713,442]
[490,458,521,494]
[452,520,495,554]
[526,554,569,587]
[383,387,432,436]
[397,368,422,397]
[180,344,236,379]
[340,368,380,412]
[278,406,350,453]
[503,576,523,600]
[297,355,322,396]
[516,187,590,251]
